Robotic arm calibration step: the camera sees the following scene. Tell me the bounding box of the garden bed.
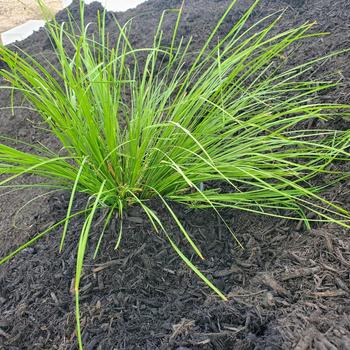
[0,0,350,349]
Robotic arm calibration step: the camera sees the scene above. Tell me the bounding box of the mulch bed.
[0,0,350,349]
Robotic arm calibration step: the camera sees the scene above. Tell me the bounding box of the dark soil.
[1,0,350,349]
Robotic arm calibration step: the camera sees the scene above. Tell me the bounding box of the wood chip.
[92,259,124,273]
[260,273,289,297]
[311,290,348,298]
[0,328,10,339]
[335,247,350,268]
[50,292,59,304]
[321,263,341,274]
[280,266,320,281]
[170,319,195,340]
[335,277,350,292]
[192,338,211,345]
[295,332,314,350]
[70,278,75,296]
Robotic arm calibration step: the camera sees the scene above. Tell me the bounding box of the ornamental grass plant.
[0,0,350,348]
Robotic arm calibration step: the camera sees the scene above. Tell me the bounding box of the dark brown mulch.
[0,0,350,349]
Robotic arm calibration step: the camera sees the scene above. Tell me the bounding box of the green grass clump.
[0,0,350,348]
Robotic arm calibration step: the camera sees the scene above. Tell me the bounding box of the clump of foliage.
[0,0,349,348]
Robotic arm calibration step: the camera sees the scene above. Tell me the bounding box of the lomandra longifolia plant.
[0,0,350,348]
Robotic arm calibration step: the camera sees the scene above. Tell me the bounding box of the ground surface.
[0,0,63,36]
[0,0,350,349]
